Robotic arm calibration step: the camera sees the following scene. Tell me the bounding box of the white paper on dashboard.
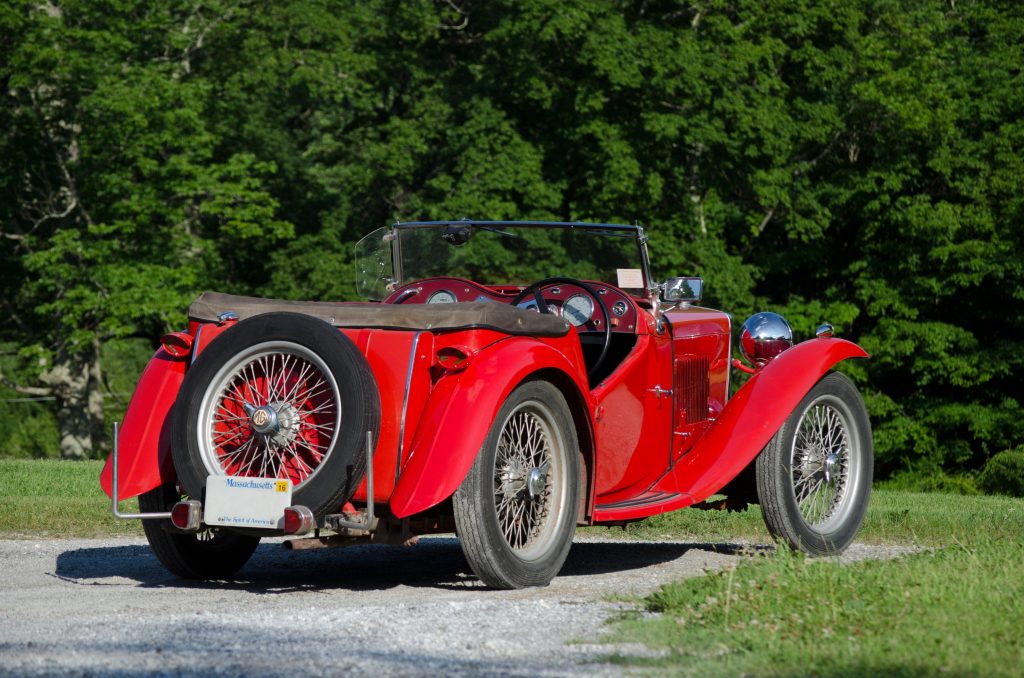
[616,268,644,289]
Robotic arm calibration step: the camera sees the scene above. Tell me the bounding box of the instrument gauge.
[427,290,457,304]
[612,300,628,317]
[562,294,594,327]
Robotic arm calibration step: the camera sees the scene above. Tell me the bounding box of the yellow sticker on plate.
[275,481,289,493]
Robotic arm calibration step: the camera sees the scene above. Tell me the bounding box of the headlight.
[739,312,793,366]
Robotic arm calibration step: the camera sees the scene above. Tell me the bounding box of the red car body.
[101,236,866,528]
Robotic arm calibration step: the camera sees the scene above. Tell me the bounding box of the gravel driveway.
[0,535,913,677]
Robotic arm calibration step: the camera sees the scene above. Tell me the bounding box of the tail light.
[170,500,203,531]
[160,331,194,358]
[283,505,315,535]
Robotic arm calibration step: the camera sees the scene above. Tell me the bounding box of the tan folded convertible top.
[188,291,572,337]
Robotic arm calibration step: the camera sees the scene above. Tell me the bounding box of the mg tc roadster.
[101,220,873,588]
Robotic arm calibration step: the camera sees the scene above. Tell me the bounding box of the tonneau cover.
[188,291,571,337]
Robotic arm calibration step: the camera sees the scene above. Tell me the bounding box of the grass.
[604,491,1024,676]
[613,540,1024,676]
[0,459,143,538]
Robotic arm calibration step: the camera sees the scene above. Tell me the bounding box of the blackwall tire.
[756,371,873,555]
[453,380,580,589]
[171,312,380,519]
[139,484,260,579]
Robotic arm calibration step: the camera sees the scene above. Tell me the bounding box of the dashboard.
[383,277,641,334]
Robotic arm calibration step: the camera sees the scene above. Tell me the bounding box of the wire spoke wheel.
[756,372,873,556]
[454,380,580,589]
[198,342,341,489]
[492,402,561,557]
[791,402,852,527]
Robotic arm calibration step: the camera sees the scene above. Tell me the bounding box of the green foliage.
[978,447,1024,498]
[1,1,1021,475]
[877,470,980,497]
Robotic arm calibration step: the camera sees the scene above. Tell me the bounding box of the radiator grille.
[674,356,710,426]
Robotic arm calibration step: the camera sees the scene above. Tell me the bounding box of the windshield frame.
[382,220,656,299]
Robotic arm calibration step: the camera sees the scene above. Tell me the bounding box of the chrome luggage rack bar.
[110,422,171,520]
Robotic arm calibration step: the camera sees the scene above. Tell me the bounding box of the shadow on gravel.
[53,538,760,593]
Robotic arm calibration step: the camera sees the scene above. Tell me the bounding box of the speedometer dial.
[562,294,594,327]
[427,290,456,304]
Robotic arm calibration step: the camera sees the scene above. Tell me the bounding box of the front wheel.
[139,484,261,579]
[756,371,873,555]
[453,380,580,589]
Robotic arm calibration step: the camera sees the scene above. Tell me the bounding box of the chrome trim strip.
[390,226,403,288]
[111,422,172,520]
[395,331,423,482]
[725,313,733,403]
[190,324,203,364]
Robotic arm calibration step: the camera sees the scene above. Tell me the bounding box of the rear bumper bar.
[110,425,379,528]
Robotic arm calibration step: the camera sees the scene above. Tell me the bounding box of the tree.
[0,0,292,457]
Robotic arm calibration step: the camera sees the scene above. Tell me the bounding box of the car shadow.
[53,537,768,594]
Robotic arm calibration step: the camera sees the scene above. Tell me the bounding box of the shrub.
[879,470,979,496]
[977,447,1024,498]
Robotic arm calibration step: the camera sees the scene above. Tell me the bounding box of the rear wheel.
[756,371,873,555]
[453,380,580,589]
[172,312,380,519]
[139,484,260,579]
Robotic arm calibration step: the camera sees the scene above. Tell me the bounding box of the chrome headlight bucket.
[739,312,793,366]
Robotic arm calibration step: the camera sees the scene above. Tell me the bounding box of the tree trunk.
[41,342,105,459]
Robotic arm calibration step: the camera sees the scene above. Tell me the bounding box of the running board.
[593,490,694,522]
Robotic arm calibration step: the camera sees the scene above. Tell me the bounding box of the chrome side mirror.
[662,277,703,305]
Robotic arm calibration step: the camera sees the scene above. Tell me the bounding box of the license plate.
[204,476,293,529]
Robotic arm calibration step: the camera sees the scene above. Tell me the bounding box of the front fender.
[673,337,868,503]
[388,336,589,518]
[99,349,185,500]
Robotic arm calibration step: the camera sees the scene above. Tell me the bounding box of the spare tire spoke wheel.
[199,343,341,488]
[172,312,380,521]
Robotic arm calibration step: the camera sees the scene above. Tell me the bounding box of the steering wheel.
[510,277,612,382]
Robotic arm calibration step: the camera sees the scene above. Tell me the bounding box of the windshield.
[354,222,650,300]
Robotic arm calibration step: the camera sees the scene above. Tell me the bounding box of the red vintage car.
[101,220,872,588]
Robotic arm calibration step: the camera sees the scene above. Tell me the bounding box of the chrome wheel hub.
[244,402,300,448]
[527,463,549,500]
[246,404,279,434]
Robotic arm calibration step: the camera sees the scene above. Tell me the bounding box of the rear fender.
[388,337,590,518]
[99,349,186,500]
[673,338,868,503]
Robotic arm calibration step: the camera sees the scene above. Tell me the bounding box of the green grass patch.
[609,490,1024,675]
[614,540,1024,676]
[0,459,143,538]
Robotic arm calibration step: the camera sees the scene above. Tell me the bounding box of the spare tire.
[171,312,380,519]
